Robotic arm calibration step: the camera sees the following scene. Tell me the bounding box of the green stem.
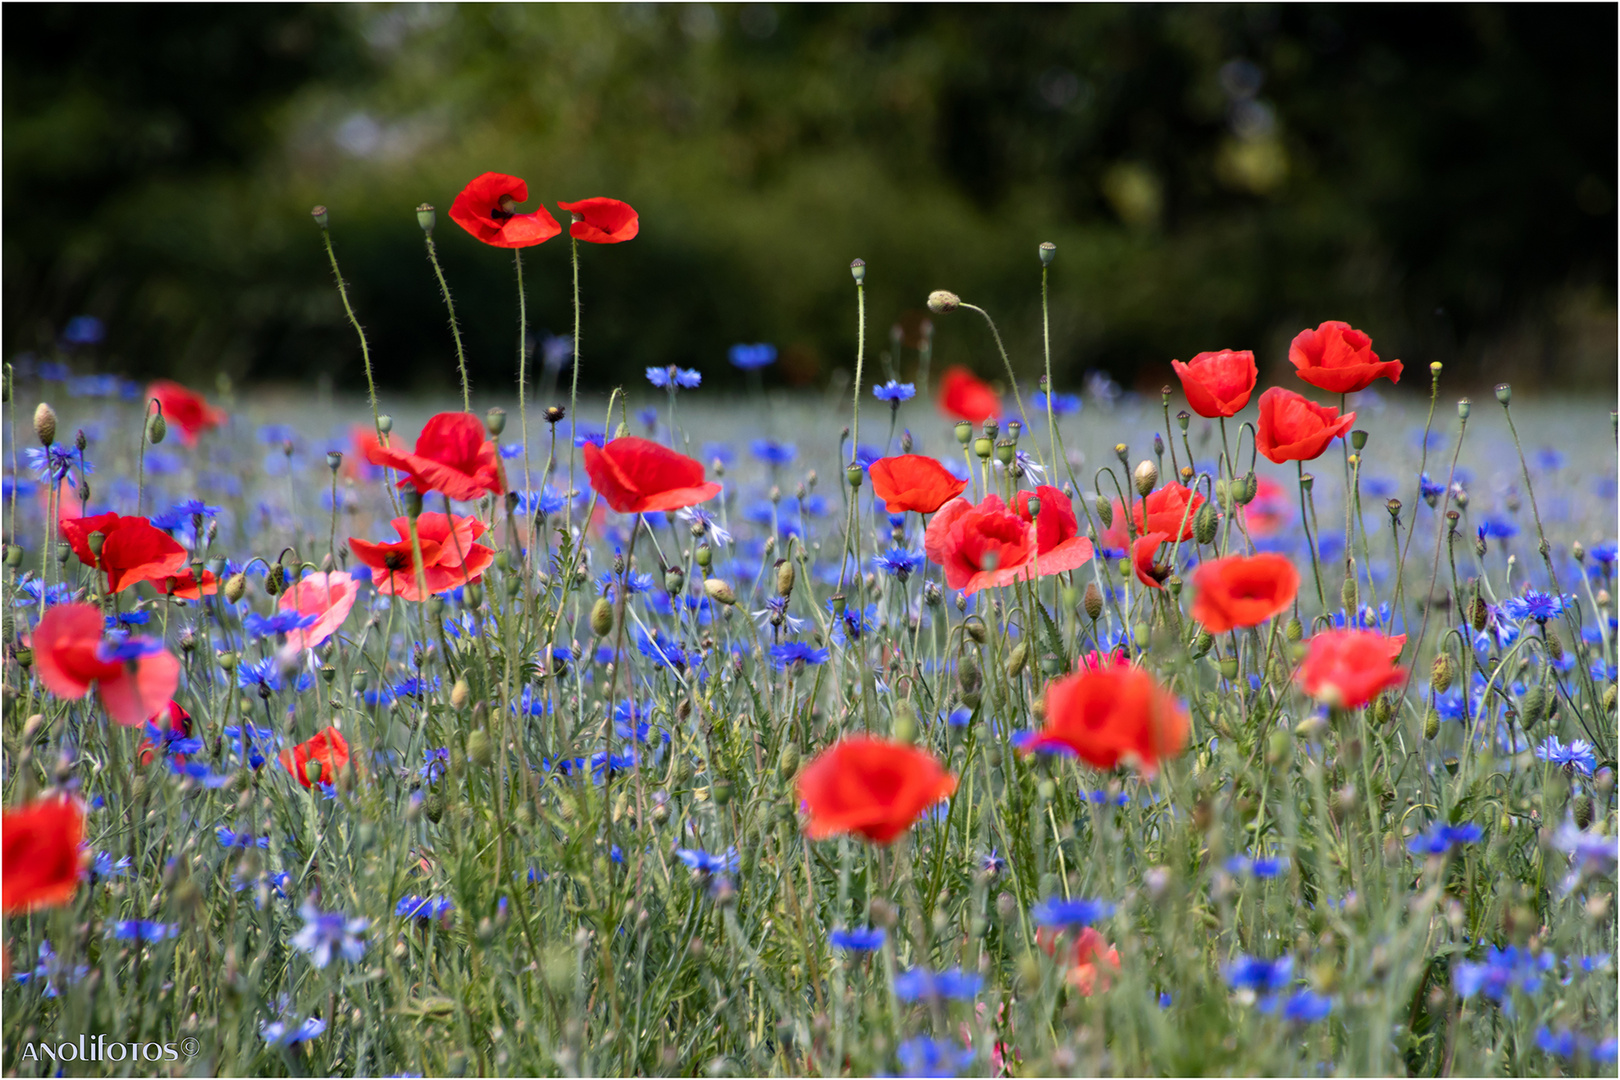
[425,234,471,412]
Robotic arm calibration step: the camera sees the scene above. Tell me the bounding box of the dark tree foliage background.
[4,3,1614,397]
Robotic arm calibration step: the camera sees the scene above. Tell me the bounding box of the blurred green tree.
[4,4,1613,394]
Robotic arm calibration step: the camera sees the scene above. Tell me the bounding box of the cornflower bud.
[927,290,959,314]
[1133,460,1158,496]
[33,403,56,446]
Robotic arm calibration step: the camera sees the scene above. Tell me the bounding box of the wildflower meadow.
[2,175,1616,1078]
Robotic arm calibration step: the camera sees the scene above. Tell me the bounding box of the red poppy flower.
[1012,485,1095,575]
[1297,630,1407,709]
[279,726,351,788]
[449,172,562,248]
[1289,320,1403,395]
[365,412,505,503]
[939,367,1000,423]
[147,380,226,446]
[161,568,219,600]
[277,571,360,661]
[31,603,181,726]
[797,736,957,845]
[1171,349,1258,418]
[558,197,639,243]
[1239,475,1291,538]
[138,700,192,766]
[1080,648,1130,671]
[1189,553,1299,633]
[1256,387,1356,464]
[1023,665,1188,774]
[1131,532,1172,589]
[923,495,1037,595]
[868,455,967,515]
[59,513,188,594]
[2,795,85,914]
[583,437,723,514]
[349,512,494,602]
[1131,482,1205,541]
[1036,926,1121,996]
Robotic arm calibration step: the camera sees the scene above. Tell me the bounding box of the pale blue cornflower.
[289,900,369,969]
[1534,737,1596,776]
[728,343,776,370]
[646,366,702,389]
[873,380,916,403]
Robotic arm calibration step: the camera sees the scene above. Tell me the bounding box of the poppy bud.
[1095,497,1113,528]
[1544,627,1563,662]
[1431,652,1456,694]
[1218,657,1239,680]
[464,582,484,608]
[311,205,329,229]
[403,487,423,519]
[1038,240,1056,265]
[891,700,918,744]
[1457,398,1471,421]
[1005,642,1028,679]
[377,414,393,434]
[1190,500,1216,545]
[265,563,285,597]
[1134,460,1158,496]
[1468,592,1487,632]
[704,579,736,606]
[927,290,959,314]
[1575,794,1594,830]
[142,407,168,445]
[712,777,733,806]
[481,407,506,437]
[1266,730,1292,766]
[775,559,795,597]
[448,678,471,709]
[86,531,106,558]
[223,573,247,603]
[416,202,436,234]
[469,728,494,769]
[33,403,56,446]
[1192,630,1214,658]
[1083,582,1103,621]
[1518,684,1546,729]
[4,544,22,568]
[850,258,866,284]
[1494,383,1512,406]
[1341,576,1357,612]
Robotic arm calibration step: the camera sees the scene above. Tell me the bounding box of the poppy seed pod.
[695,543,712,570]
[311,205,329,228]
[1350,429,1368,451]
[1134,460,1158,496]
[1457,398,1471,421]
[845,463,863,488]
[1039,241,1056,265]
[415,202,435,234]
[1494,383,1512,406]
[954,421,973,445]
[850,258,866,283]
[485,407,506,436]
[33,403,57,446]
[450,678,471,709]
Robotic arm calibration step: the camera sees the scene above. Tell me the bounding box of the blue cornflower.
[13,942,88,998]
[90,852,132,879]
[646,365,702,389]
[980,851,1006,877]
[728,343,777,370]
[289,900,369,969]
[945,707,973,728]
[25,443,88,483]
[1535,1027,1579,1058]
[572,422,606,448]
[895,1036,976,1078]
[61,315,106,345]
[1030,897,1116,928]
[1479,517,1519,540]
[110,920,178,943]
[829,926,887,952]
[1500,590,1571,622]
[1406,821,1484,856]
[1260,990,1334,1023]
[636,631,690,670]
[237,658,283,693]
[1418,472,1446,502]
[1225,854,1290,879]
[893,966,983,1002]
[873,547,921,580]
[770,641,830,669]
[171,498,221,518]
[750,439,797,466]
[674,847,739,874]
[170,758,231,788]
[676,505,732,546]
[1032,390,1082,417]
[513,488,568,517]
[395,895,454,921]
[217,827,270,850]
[753,594,806,634]
[1224,954,1294,994]
[243,610,319,639]
[1534,736,1596,776]
[94,634,163,664]
[12,578,74,608]
[143,721,203,759]
[109,611,150,627]
[1591,540,1617,567]
[420,747,450,782]
[1454,945,1554,1005]
[262,1017,326,1047]
[873,380,916,403]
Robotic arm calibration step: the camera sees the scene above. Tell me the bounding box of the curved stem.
[960,303,1037,468]
[424,235,471,413]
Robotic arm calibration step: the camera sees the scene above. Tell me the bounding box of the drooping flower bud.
[223,573,247,603]
[927,290,960,314]
[146,410,167,445]
[1094,497,1113,529]
[775,558,795,597]
[1431,652,1456,694]
[1193,501,1218,545]
[33,403,56,446]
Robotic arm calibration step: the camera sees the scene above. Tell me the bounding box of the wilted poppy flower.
[1297,630,1407,709]
[1132,532,1172,589]
[1190,553,1299,633]
[583,437,722,514]
[798,736,957,845]
[923,496,1036,594]
[1289,320,1402,395]
[277,571,360,661]
[1012,485,1095,575]
[2,795,85,914]
[348,512,494,602]
[148,380,226,446]
[138,700,193,766]
[280,726,351,788]
[365,412,505,503]
[449,172,562,248]
[1023,665,1188,774]
[1131,483,1205,541]
[939,367,1000,423]
[558,197,639,243]
[1256,387,1356,464]
[59,513,188,594]
[869,455,967,515]
[31,603,181,726]
[1171,349,1258,418]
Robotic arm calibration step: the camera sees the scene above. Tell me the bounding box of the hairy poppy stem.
[959,303,1038,470]
[1296,461,1327,610]
[566,236,582,536]
[318,225,383,441]
[423,234,470,413]
[515,250,533,517]
[1041,261,1057,472]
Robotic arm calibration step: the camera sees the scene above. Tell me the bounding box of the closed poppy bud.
[1469,594,1488,632]
[1194,501,1218,545]
[892,700,918,744]
[1341,576,1358,612]
[146,410,167,445]
[1423,708,1440,740]
[416,202,435,233]
[776,559,795,597]
[1083,582,1103,621]
[33,403,56,446]
[1095,497,1113,529]
[1006,642,1028,679]
[664,565,685,594]
[1134,460,1158,496]
[1431,652,1456,694]
[468,728,494,768]
[224,573,247,603]
[928,290,960,314]
[704,579,736,606]
[450,678,471,709]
